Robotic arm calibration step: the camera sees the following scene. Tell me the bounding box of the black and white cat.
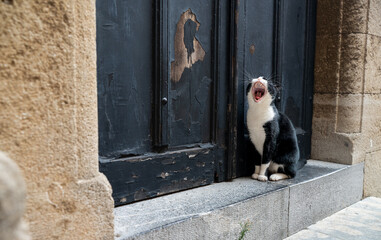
[246,77,305,182]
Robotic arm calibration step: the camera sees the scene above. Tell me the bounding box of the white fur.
[269,162,284,174]
[269,173,289,181]
[258,175,268,182]
[247,77,275,156]
[251,165,260,179]
[259,163,270,176]
[258,162,270,182]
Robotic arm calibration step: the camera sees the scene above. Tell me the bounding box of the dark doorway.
[96,0,316,206]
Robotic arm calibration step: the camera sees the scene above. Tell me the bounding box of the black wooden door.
[96,0,316,205]
[97,0,231,206]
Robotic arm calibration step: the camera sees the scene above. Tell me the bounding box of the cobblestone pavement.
[286,197,381,240]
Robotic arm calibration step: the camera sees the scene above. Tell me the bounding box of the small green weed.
[238,220,251,240]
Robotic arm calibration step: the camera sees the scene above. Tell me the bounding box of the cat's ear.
[246,82,252,96]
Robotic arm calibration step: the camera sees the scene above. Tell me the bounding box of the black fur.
[247,80,305,179]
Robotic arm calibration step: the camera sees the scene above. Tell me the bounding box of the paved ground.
[286,197,381,240]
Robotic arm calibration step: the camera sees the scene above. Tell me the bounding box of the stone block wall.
[0,1,114,239]
[312,0,381,197]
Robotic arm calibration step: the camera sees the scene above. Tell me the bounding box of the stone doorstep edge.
[126,162,363,239]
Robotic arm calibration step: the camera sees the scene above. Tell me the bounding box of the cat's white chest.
[247,105,275,156]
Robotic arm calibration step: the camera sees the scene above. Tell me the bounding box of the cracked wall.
[312,0,381,197]
[0,1,114,239]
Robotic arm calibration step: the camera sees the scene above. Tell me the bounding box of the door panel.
[97,0,230,206]
[100,146,215,204]
[277,0,316,160]
[168,1,213,146]
[97,0,153,158]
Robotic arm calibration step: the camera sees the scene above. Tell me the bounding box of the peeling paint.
[170,9,205,82]
[134,188,148,201]
[158,172,170,179]
[161,158,176,165]
[250,44,255,55]
[196,161,206,167]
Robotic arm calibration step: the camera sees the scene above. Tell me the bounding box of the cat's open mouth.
[252,81,266,102]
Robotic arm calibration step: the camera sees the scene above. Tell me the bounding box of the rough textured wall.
[0,1,114,239]
[312,0,381,197]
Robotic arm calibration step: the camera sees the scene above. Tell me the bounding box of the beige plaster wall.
[0,1,114,239]
[312,0,381,197]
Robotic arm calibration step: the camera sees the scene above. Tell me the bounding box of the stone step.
[114,160,364,240]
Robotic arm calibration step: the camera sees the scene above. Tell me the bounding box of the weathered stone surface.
[115,178,288,240]
[368,0,381,37]
[288,163,364,235]
[316,0,369,35]
[133,189,289,240]
[286,229,336,240]
[364,150,381,197]
[336,94,362,133]
[349,94,381,166]
[307,197,381,240]
[342,0,369,34]
[0,1,114,239]
[314,34,340,94]
[315,0,341,36]
[313,0,381,170]
[287,197,381,240]
[311,94,337,133]
[364,35,381,94]
[361,94,381,153]
[311,94,359,164]
[311,130,360,165]
[339,34,366,94]
[0,152,29,240]
[311,94,361,164]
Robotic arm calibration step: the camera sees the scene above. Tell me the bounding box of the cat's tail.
[297,158,307,170]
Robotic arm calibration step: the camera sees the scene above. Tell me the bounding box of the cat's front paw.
[252,173,259,179]
[269,174,282,181]
[269,173,289,181]
[257,175,268,182]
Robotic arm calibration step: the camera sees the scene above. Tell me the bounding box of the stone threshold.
[114,160,364,240]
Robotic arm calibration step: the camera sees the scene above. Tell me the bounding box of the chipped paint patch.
[171,9,205,82]
[250,44,255,55]
[159,172,170,179]
[196,161,206,167]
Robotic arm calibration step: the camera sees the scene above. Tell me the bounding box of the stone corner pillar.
[312,0,381,197]
[0,1,114,239]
